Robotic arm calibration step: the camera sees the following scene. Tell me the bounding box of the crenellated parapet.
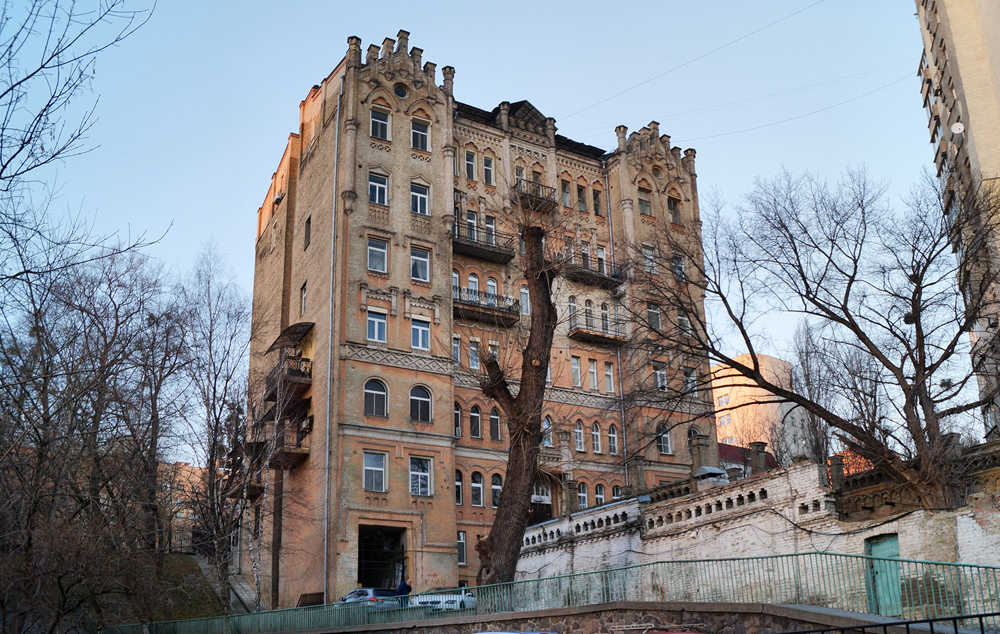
[356,29,447,103]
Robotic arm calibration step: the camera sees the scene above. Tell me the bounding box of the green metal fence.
[103,552,1000,634]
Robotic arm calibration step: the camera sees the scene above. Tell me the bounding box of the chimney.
[395,30,409,53]
[726,467,743,482]
[347,36,363,68]
[688,433,709,476]
[749,441,768,475]
[545,117,556,148]
[828,455,845,492]
[441,66,455,97]
[615,125,627,153]
[499,102,510,131]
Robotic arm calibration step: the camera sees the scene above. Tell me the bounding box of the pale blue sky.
[50,0,929,292]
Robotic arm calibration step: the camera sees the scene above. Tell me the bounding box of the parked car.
[411,587,477,611]
[338,588,398,604]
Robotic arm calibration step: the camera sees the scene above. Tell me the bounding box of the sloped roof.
[718,443,779,470]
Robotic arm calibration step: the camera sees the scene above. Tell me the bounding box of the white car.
[411,587,477,611]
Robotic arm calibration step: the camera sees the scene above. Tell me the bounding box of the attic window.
[394,85,408,98]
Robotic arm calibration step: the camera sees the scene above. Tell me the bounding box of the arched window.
[471,472,484,507]
[491,474,503,507]
[452,269,460,299]
[612,485,622,500]
[468,273,480,303]
[470,406,481,438]
[584,300,594,328]
[486,278,498,306]
[595,484,606,505]
[541,416,553,447]
[574,420,585,451]
[601,303,610,333]
[688,426,701,438]
[364,380,387,417]
[657,423,672,454]
[455,470,463,505]
[453,402,462,437]
[410,386,431,422]
[577,482,588,509]
[591,422,602,453]
[608,424,618,455]
[489,408,501,441]
[520,285,530,315]
[568,296,577,328]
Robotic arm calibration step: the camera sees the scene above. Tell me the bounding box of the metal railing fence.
[102,551,1000,634]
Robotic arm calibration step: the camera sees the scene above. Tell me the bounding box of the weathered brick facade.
[246,31,715,608]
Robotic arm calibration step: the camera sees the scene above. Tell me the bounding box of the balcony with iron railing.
[568,314,629,346]
[451,222,517,264]
[452,286,520,327]
[511,178,557,214]
[264,355,312,403]
[268,426,311,470]
[563,254,625,289]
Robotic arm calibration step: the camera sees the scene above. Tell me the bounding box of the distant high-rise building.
[245,31,715,608]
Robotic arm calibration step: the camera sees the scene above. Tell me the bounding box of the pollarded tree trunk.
[476,225,557,585]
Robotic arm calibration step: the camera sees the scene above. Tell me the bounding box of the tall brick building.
[247,31,715,608]
[915,0,1000,433]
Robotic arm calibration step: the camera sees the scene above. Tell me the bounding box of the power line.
[559,0,827,121]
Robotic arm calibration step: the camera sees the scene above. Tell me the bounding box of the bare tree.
[627,168,1000,508]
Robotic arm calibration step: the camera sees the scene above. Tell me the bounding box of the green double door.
[865,534,902,617]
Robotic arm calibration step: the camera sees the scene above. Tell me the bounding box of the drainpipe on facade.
[603,159,629,488]
[323,76,345,605]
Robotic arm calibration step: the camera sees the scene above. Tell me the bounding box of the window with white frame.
[718,394,729,407]
[657,423,672,454]
[672,254,686,280]
[411,247,430,282]
[520,286,530,315]
[591,422,602,453]
[369,173,387,205]
[561,180,570,207]
[469,405,481,438]
[367,311,387,343]
[411,183,429,215]
[483,216,496,245]
[571,356,581,387]
[605,362,615,393]
[469,340,479,369]
[454,403,462,437]
[542,416,553,447]
[577,184,587,213]
[471,472,484,506]
[452,336,460,363]
[410,386,431,423]
[299,282,307,316]
[411,120,428,151]
[678,310,692,335]
[608,424,618,455]
[612,485,622,500]
[457,531,467,564]
[668,196,681,224]
[595,484,605,505]
[588,359,598,389]
[455,470,463,504]
[370,109,389,140]
[364,379,388,417]
[409,457,431,496]
[593,189,602,216]
[411,319,430,350]
[465,151,476,180]
[574,420,585,451]
[363,452,386,492]
[638,188,652,216]
[489,408,501,441]
[647,303,661,330]
[531,482,552,504]
[683,367,697,394]
[577,483,588,509]
[642,245,656,273]
[491,474,502,507]
[368,238,388,273]
[653,361,668,390]
[718,414,732,427]
[483,157,494,186]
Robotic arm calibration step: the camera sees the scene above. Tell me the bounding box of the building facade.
[915,0,1000,434]
[246,31,715,609]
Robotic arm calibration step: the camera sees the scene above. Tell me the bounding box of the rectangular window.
[469,340,479,369]
[299,282,307,316]
[457,531,467,565]
[642,245,656,274]
[593,190,602,216]
[370,110,389,140]
[412,319,430,350]
[411,183,429,215]
[668,197,681,224]
[409,457,431,496]
[367,311,387,343]
[304,216,311,249]
[465,151,476,180]
[363,452,386,492]
[411,247,430,282]
[672,254,686,280]
[483,216,496,245]
[718,394,730,407]
[683,367,697,394]
[638,189,652,216]
[678,310,692,334]
[605,362,615,393]
[588,359,598,389]
[367,238,388,273]
[653,361,668,390]
[411,121,429,151]
[597,246,607,274]
[471,476,483,506]
[368,173,387,205]
[577,185,586,212]
[483,157,494,186]
[718,414,732,427]
[722,436,736,445]
[515,165,524,182]
[571,356,581,387]
[647,303,661,330]
[452,336,461,363]
[561,180,570,207]
[658,428,671,454]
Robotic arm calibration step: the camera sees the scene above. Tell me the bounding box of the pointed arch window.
[491,474,503,507]
[542,416,553,447]
[608,424,618,455]
[470,406,481,438]
[489,408,501,441]
[574,420,585,451]
[591,422,602,453]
